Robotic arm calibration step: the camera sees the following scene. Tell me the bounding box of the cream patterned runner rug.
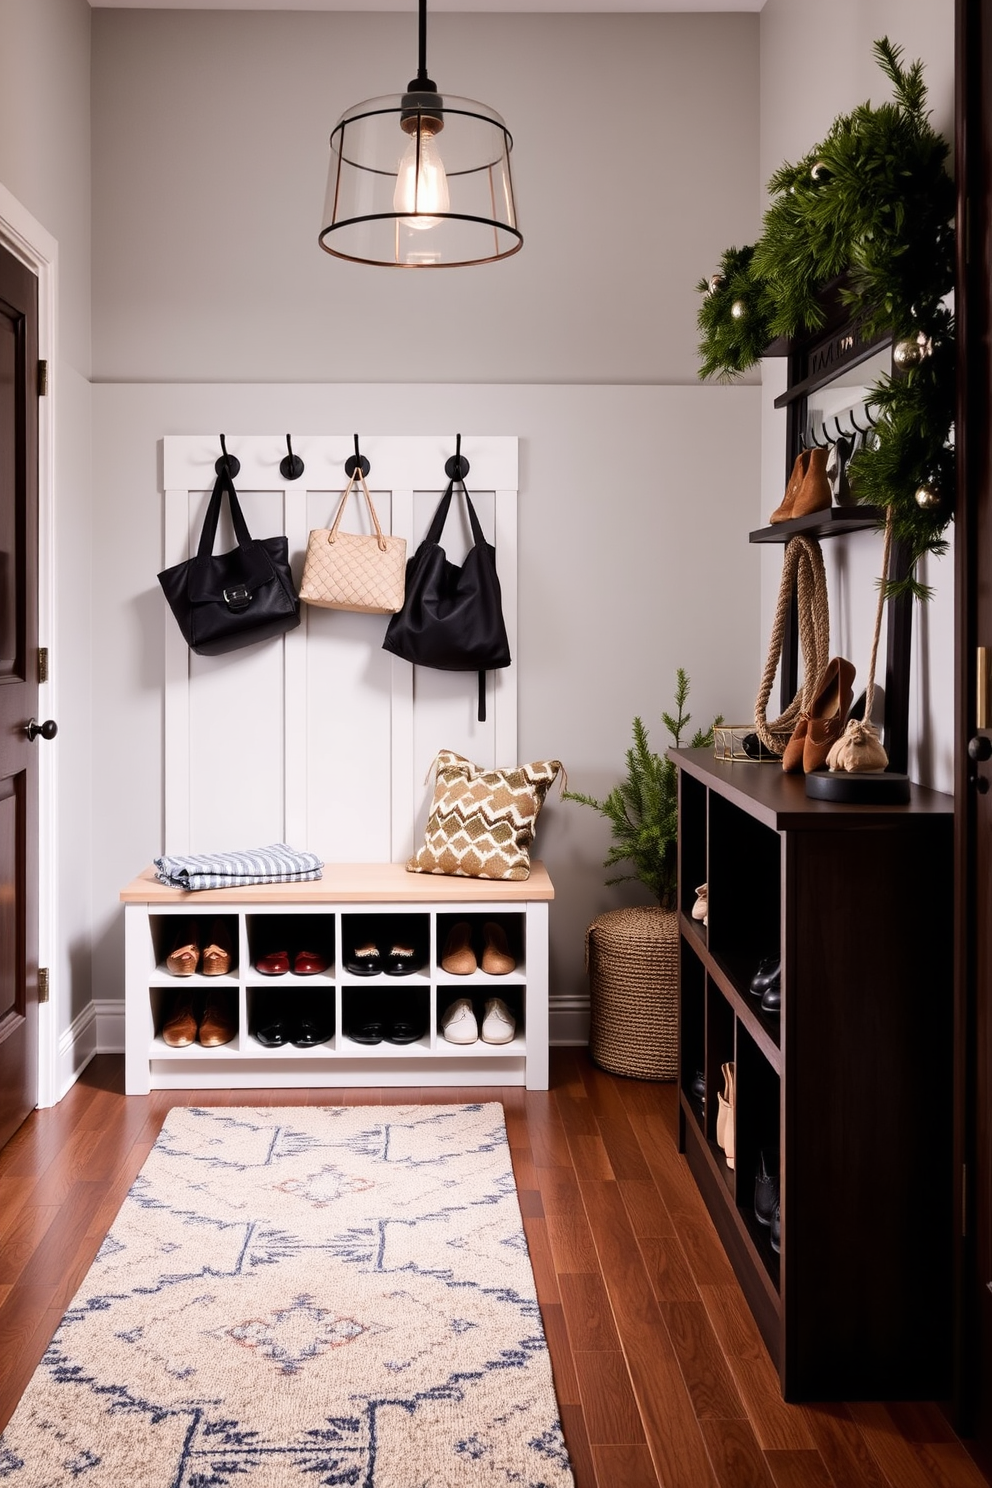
[0,1104,573,1488]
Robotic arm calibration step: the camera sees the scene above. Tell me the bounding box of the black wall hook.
[214,433,241,479]
[444,433,470,481]
[280,434,305,481]
[344,434,370,479]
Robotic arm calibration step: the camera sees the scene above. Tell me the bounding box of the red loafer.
[293,949,328,976]
[255,949,290,976]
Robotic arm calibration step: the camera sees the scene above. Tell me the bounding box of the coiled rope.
[754,534,831,755]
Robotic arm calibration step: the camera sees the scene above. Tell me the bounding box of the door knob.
[968,734,992,762]
[25,718,58,742]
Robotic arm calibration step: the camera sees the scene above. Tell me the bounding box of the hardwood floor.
[0,1048,987,1488]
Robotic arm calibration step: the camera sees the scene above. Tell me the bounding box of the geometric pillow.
[406,750,564,881]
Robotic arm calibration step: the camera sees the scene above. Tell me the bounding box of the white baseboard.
[52,996,589,1097]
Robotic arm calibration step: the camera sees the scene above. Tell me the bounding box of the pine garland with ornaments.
[696,38,955,598]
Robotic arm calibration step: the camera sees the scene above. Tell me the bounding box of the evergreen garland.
[696,38,955,597]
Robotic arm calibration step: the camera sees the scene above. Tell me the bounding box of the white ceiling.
[87,1,764,11]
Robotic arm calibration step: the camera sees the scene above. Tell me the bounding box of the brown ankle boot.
[790,445,832,519]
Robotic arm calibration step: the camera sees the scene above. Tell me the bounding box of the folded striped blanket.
[153,843,323,892]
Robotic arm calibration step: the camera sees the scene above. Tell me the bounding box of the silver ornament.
[915,481,941,510]
[893,338,923,370]
[811,160,831,183]
[730,299,747,320]
[707,273,725,296]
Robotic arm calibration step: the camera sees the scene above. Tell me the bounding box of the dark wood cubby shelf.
[672,746,955,1402]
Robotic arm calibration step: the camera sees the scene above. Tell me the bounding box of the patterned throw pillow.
[408,750,564,881]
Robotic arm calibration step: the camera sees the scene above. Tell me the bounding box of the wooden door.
[0,240,39,1149]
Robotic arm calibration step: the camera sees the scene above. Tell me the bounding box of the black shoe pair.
[345,1017,425,1046]
[755,1149,780,1253]
[253,995,334,1048]
[749,956,781,1015]
[344,938,422,977]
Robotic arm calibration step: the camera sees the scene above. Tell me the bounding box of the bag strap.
[423,479,488,550]
[327,467,388,552]
[196,465,254,557]
[753,534,831,755]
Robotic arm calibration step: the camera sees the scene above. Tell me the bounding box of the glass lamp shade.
[319,93,522,267]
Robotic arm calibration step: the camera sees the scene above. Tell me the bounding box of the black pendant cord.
[418,0,427,82]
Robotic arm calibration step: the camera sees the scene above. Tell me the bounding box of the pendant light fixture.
[319,0,522,268]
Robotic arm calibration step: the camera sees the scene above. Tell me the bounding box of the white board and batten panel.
[161,435,519,864]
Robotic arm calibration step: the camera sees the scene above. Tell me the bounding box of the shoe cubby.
[436,912,525,981]
[672,746,953,1400]
[149,913,240,979]
[246,912,336,981]
[435,984,524,1052]
[123,864,553,1093]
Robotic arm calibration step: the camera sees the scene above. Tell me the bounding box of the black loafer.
[291,1016,333,1048]
[749,956,781,996]
[386,1020,424,1045]
[254,1019,290,1048]
[754,1150,779,1226]
[760,982,781,1015]
[345,944,382,976]
[347,1021,385,1045]
[383,945,422,976]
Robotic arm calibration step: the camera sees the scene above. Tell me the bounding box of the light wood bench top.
[120,861,554,905]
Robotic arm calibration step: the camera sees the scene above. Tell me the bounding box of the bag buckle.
[223,584,252,611]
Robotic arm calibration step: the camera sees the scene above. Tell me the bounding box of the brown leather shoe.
[201,918,234,976]
[790,445,832,519]
[803,656,856,772]
[781,715,809,774]
[441,921,476,976]
[481,921,515,976]
[769,450,810,524]
[199,992,237,1047]
[165,919,199,976]
[162,989,198,1047]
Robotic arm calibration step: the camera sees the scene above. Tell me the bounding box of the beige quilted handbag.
[299,468,406,614]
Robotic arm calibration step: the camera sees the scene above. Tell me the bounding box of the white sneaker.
[441,997,478,1045]
[481,997,516,1045]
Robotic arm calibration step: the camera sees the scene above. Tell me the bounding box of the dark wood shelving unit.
[672,746,955,1401]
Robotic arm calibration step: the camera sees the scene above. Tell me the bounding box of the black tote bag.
[382,479,510,720]
[158,466,300,657]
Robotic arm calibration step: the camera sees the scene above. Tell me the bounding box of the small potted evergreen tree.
[566,670,720,1079]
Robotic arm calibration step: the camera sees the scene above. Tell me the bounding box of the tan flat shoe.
[481,921,515,976]
[441,921,477,976]
[162,989,198,1047]
[199,992,237,1047]
[201,918,234,976]
[165,919,199,976]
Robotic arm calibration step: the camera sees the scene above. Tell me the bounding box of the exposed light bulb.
[393,126,449,228]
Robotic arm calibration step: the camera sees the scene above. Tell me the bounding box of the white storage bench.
[121,862,553,1094]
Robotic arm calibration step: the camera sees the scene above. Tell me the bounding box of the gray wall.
[91,9,760,385]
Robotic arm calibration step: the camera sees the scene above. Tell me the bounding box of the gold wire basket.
[713,724,781,763]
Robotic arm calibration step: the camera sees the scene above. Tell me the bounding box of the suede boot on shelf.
[790,445,832,519]
[481,922,515,976]
[715,1061,736,1170]
[769,450,810,524]
[803,656,856,772]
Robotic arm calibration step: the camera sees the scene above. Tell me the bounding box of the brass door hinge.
[38,967,49,1003]
[978,647,990,730]
[37,360,48,397]
[38,647,49,684]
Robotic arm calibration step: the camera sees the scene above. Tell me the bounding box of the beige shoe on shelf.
[481,997,516,1044]
[716,1061,736,1170]
[165,919,199,976]
[441,997,479,1044]
[201,918,234,976]
[441,922,477,976]
[481,921,515,976]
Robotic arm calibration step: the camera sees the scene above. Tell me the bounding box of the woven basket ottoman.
[584,906,679,1080]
